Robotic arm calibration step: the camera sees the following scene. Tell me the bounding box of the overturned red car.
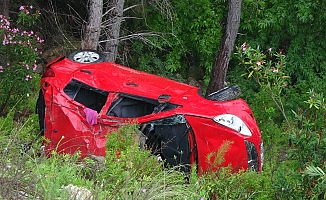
[36,50,263,173]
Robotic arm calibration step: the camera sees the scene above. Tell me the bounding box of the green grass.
[0,90,325,200]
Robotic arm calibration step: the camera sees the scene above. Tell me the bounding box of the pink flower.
[241,42,247,51]
[2,35,9,45]
[270,67,278,73]
[256,61,261,66]
[33,64,37,71]
[0,66,3,72]
[157,156,163,161]
[36,36,44,43]
[12,28,19,33]
[29,5,33,9]
[25,75,32,81]
[19,6,25,11]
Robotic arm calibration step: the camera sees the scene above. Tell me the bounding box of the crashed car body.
[36,50,263,173]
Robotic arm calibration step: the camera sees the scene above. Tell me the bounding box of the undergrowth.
[0,44,324,199]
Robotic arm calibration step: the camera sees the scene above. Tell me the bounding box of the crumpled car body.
[37,50,263,173]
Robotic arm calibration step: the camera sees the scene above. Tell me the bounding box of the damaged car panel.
[37,49,263,174]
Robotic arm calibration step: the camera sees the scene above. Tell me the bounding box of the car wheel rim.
[73,51,100,63]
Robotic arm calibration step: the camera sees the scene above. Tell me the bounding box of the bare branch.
[100,31,171,49]
[123,4,142,12]
[47,1,79,49]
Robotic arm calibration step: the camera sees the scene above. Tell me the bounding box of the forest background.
[0,0,326,199]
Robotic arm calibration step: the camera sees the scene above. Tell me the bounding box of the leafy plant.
[235,42,290,126]
[96,123,201,199]
[234,42,326,199]
[303,165,326,199]
[0,6,44,116]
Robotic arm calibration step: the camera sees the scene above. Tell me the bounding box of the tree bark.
[0,0,9,17]
[82,0,103,50]
[206,0,242,96]
[104,0,124,62]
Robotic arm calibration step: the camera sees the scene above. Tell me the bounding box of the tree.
[82,0,170,63]
[0,0,9,17]
[206,0,242,95]
[81,0,125,62]
[103,0,125,62]
[82,0,103,50]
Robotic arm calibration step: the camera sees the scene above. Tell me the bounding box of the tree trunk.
[104,0,125,62]
[206,0,242,96]
[0,0,9,17]
[82,0,103,50]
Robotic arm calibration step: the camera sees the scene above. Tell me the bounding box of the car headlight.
[213,114,252,136]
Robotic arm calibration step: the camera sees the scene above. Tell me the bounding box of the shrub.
[0,5,43,116]
[95,123,201,199]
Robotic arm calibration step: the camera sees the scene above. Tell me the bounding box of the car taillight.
[42,68,55,78]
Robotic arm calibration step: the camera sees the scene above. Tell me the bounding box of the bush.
[0,6,43,116]
[96,124,201,199]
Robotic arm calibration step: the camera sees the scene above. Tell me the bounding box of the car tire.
[206,84,241,101]
[36,91,45,136]
[68,49,105,63]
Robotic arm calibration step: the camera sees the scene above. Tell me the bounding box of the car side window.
[106,93,178,118]
[64,79,108,113]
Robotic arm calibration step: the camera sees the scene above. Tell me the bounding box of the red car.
[36,50,263,173]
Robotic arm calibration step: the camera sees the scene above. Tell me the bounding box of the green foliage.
[197,168,273,199]
[233,42,326,199]
[234,42,291,127]
[286,90,326,199]
[288,90,326,166]
[123,0,226,80]
[3,1,326,198]
[30,152,94,199]
[272,162,305,199]
[303,165,326,199]
[97,123,201,199]
[0,6,43,116]
[17,5,41,27]
[239,0,326,99]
